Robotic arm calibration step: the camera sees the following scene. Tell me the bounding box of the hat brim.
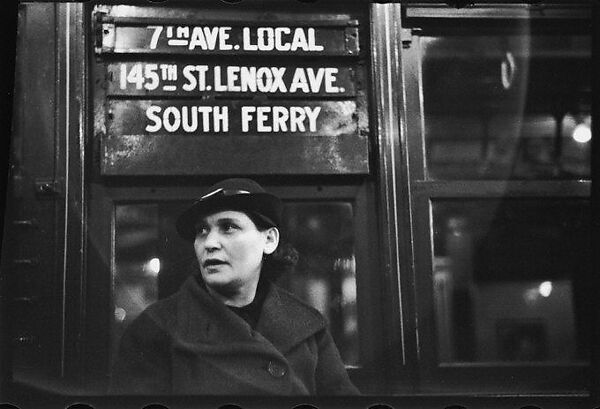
[175,193,281,241]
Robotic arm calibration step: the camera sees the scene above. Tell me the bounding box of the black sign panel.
[107,100,360,136]
[99,23,359,56]
[95,7,368,175]
[106,62,357,97]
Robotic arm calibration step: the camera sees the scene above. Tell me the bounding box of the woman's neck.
[206,279,259,307]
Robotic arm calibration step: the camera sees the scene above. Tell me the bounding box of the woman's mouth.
[203,259,227,268]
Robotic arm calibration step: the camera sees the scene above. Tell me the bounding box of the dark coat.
[109,275,359,395]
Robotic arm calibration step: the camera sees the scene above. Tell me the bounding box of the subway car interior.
[0,1,597,408]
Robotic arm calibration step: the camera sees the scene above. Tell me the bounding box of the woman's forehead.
[195,209,253,225]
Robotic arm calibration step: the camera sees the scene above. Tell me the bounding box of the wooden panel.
[101,132,368,175]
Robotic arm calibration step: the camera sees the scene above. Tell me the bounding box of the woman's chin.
[203,275,238,294]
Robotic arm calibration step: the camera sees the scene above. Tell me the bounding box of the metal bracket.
[345,26,360,55]
[446,1,475,8]
[13,335,38,347]
[35,179,62,197]
[13,219,39,228]
[93,9,114,54]
[12,258,39,267]
[401,28,413,49]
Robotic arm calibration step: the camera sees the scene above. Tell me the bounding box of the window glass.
[112,200,359,366]
[280,202,359,366]
[432,199,591,363]
[421,34,591,180]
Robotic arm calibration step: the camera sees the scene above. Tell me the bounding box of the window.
[112,199,361,366]
[101,182,380,392]
[376,4,593,393]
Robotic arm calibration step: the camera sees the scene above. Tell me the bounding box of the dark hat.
[175,178,282,241]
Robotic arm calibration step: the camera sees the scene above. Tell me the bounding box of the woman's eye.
[195,226,209,237]
[222,223,237,233]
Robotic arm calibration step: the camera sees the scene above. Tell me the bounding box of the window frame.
[86,180,386,393]
[371,3,593,395]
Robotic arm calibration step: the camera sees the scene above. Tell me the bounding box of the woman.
[110,178,359,395]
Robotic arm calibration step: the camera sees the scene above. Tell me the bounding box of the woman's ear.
[263,227,280,255]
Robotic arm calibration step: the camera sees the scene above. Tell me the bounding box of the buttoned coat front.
[109,275,359,395]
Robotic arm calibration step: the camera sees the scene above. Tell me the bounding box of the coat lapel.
[175,275,254,345]
[256,284,326,354]
[174,275,326,355]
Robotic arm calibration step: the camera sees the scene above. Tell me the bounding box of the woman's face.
[194,210,279,297]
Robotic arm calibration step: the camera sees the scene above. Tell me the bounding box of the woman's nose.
[203,230,221,250]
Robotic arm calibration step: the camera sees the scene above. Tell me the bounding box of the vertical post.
[56,2,87,389]
[370,3,416,392]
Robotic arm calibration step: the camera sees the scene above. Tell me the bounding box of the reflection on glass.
[432,199,590,363]
[112,200,359,366]
[112,204,161,364]
[421,34,591,180]
[280,202,359,366]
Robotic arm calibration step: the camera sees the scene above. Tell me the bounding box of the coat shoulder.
[272,284,327,328]
[133,290,182,333]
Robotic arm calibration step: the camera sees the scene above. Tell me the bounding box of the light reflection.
[572,123,591,144]
[114,307,127,323]
[145,257,161,276]
[539,281,553,298]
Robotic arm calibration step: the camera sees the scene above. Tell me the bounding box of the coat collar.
[175,275,326,354]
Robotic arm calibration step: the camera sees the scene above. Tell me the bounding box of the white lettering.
[306,68,324,94]
[196,65,209,91]
[188,26,208,50]
[272,106,288,132]
[242,27,257,51]
[241,106,255,132]
[182,65,209,91]
[241,27,324,52]
[213,106,229,132]
[270,67,287,93]
[144,106,228,133]
[163,106,181,132]
[148,26,163,49]
[305,106,321,132]
[240,106,321,133]
[204,27,220,50]
[144,64,159,90]
[324,68,339,93]
[219,27,233,50]
[119,64,127,90]
[181,106,197,132]
[182,65,197,91]
[256,107,271,132]
[176,26,189,38]
[289,68,309,93]
[257,27,273,51]
[127,64,144,90]
[256,67,273,92]
[197,106,212,132]
[145,105,162,132]
[290,29,309,52]
[226,66,241,92]
[214,66,227,92]
[307,28,323,51]
[290,107,306,132]
[274,27,291,51]
[239,67,257,92]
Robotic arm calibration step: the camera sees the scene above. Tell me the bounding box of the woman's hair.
[248,212,299,283]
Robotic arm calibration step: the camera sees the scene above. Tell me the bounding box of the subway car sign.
[98,23,359,55]
[94,6,368,175]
